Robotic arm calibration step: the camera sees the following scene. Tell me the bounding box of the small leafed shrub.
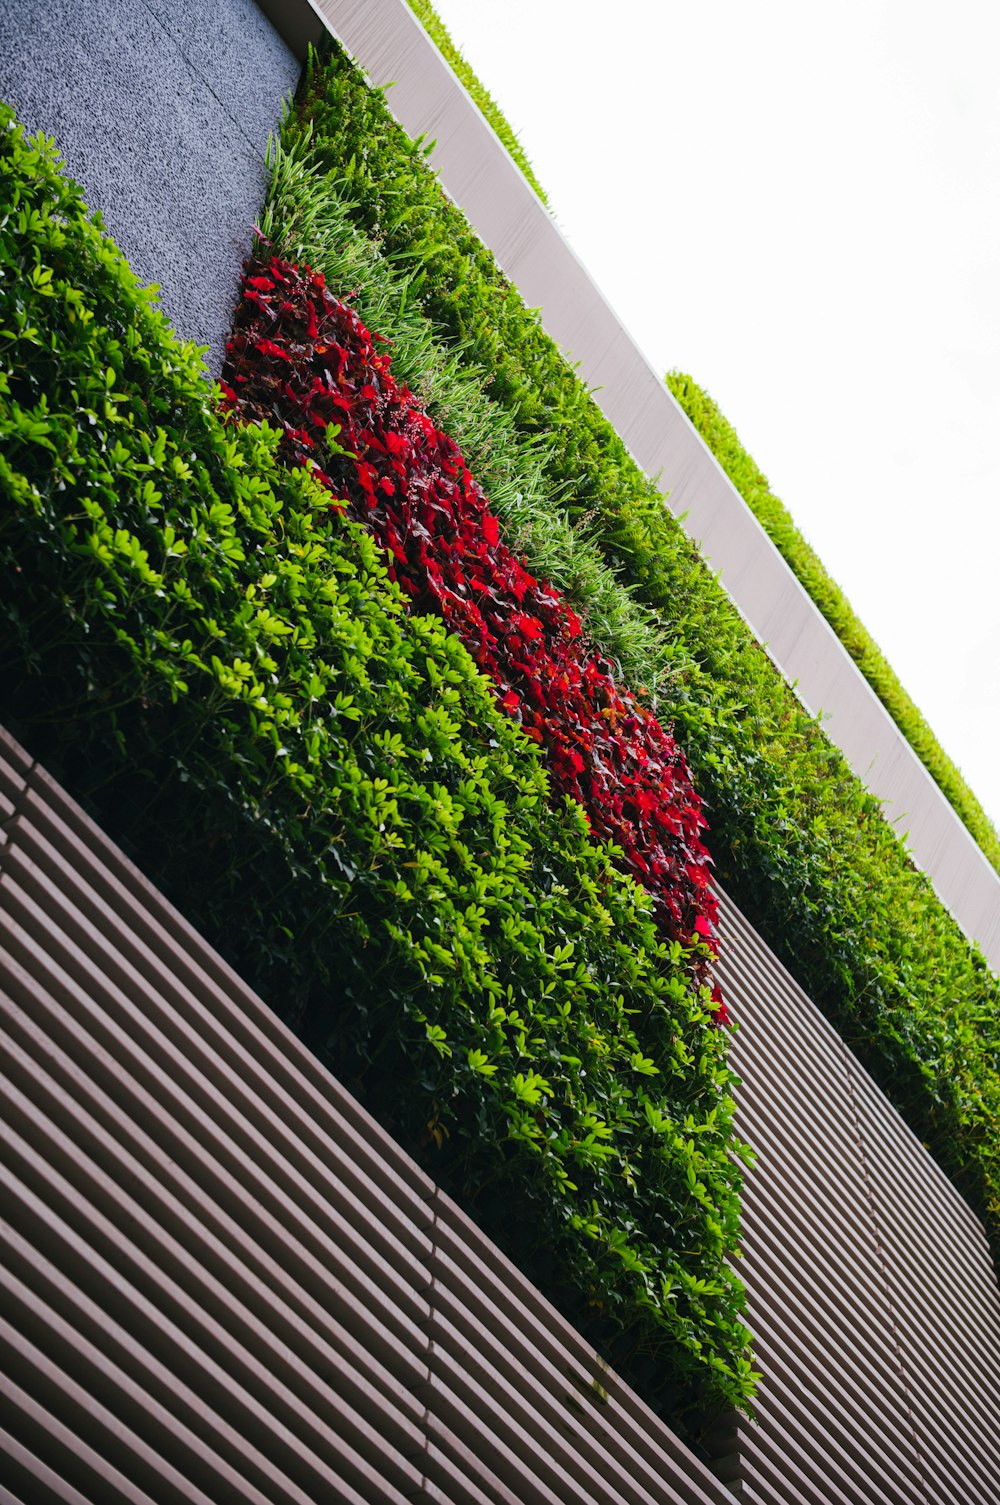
[0,107,756,1418]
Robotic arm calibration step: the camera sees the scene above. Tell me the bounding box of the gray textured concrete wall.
[0,0,300,372]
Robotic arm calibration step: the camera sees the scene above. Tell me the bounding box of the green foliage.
[286,41,1000,1246]
[0,107,756,1417]
[666,371,1000,876]
[403,0,550,206]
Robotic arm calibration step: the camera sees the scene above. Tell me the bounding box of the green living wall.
[282,41,1000,1252]
[4,8,1000,1440]
[666,372,1000,876]
[0,107,756,1427]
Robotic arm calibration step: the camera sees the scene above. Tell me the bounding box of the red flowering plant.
[222,255,725,1004]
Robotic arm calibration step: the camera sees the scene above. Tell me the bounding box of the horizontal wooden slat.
[0,1159,419,1503]
[431,1194,740,1505]
[0,979,427,1421]
[3,714,998,1505]
[14,747,437,1233]
[0,1374,160,1505]
[716,880,1000,1504]
[0,724,734,1505]
[1,843,434,1309]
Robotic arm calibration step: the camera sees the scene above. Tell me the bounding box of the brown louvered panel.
[0,723,735,1505]
[748,933,1000,1497]
[0,748,434,1504]
[0,1420,97,1505]
[731,1313,921,1505]
[0,1314,221,1505]
[0,1136,421,1503]
[732,1090,925,1426]
[0,940,432,1410]
[428,1261,667,1505]
[0,1377,161,1505]
[3,745,435,1242]
[0,980,427,1436]
[433,1195,738,1505]
[0,1259,314,1505]
[846,1056,1000,1502]
[716,907,924,1499]
[735,1274,924,1504]
[716,889,1000,1504]
[4,714,1000,1504]
[719,997,925,1498]
[0,844,433,1319]
[0,732,31,815]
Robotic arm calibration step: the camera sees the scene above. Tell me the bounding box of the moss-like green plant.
[282,41,1000,1250]
[666,371,1000,875]
[404,0,550,206]
[0,107,757,1419]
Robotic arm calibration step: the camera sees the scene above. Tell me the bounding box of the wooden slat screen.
[716,896,1000,1502]
[3,722,999,1502]
[0,724,734,1505]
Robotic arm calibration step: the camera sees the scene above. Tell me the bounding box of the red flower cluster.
[223,257,723,994]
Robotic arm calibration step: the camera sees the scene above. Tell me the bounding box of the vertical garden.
[2,20,999,1441]
[0,104,755,1424]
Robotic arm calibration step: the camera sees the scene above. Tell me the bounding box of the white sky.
[426,0,1000,832]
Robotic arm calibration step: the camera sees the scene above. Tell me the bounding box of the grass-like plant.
[257,132,684,703]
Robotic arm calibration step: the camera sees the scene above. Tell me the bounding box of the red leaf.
[254,338,292,362]
[222,252,720,986]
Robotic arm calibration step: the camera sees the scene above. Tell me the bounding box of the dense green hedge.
[0,109,757,1419]
[286,42,1000,1244]
[404,0,549,205]
[666,372,1000,875]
